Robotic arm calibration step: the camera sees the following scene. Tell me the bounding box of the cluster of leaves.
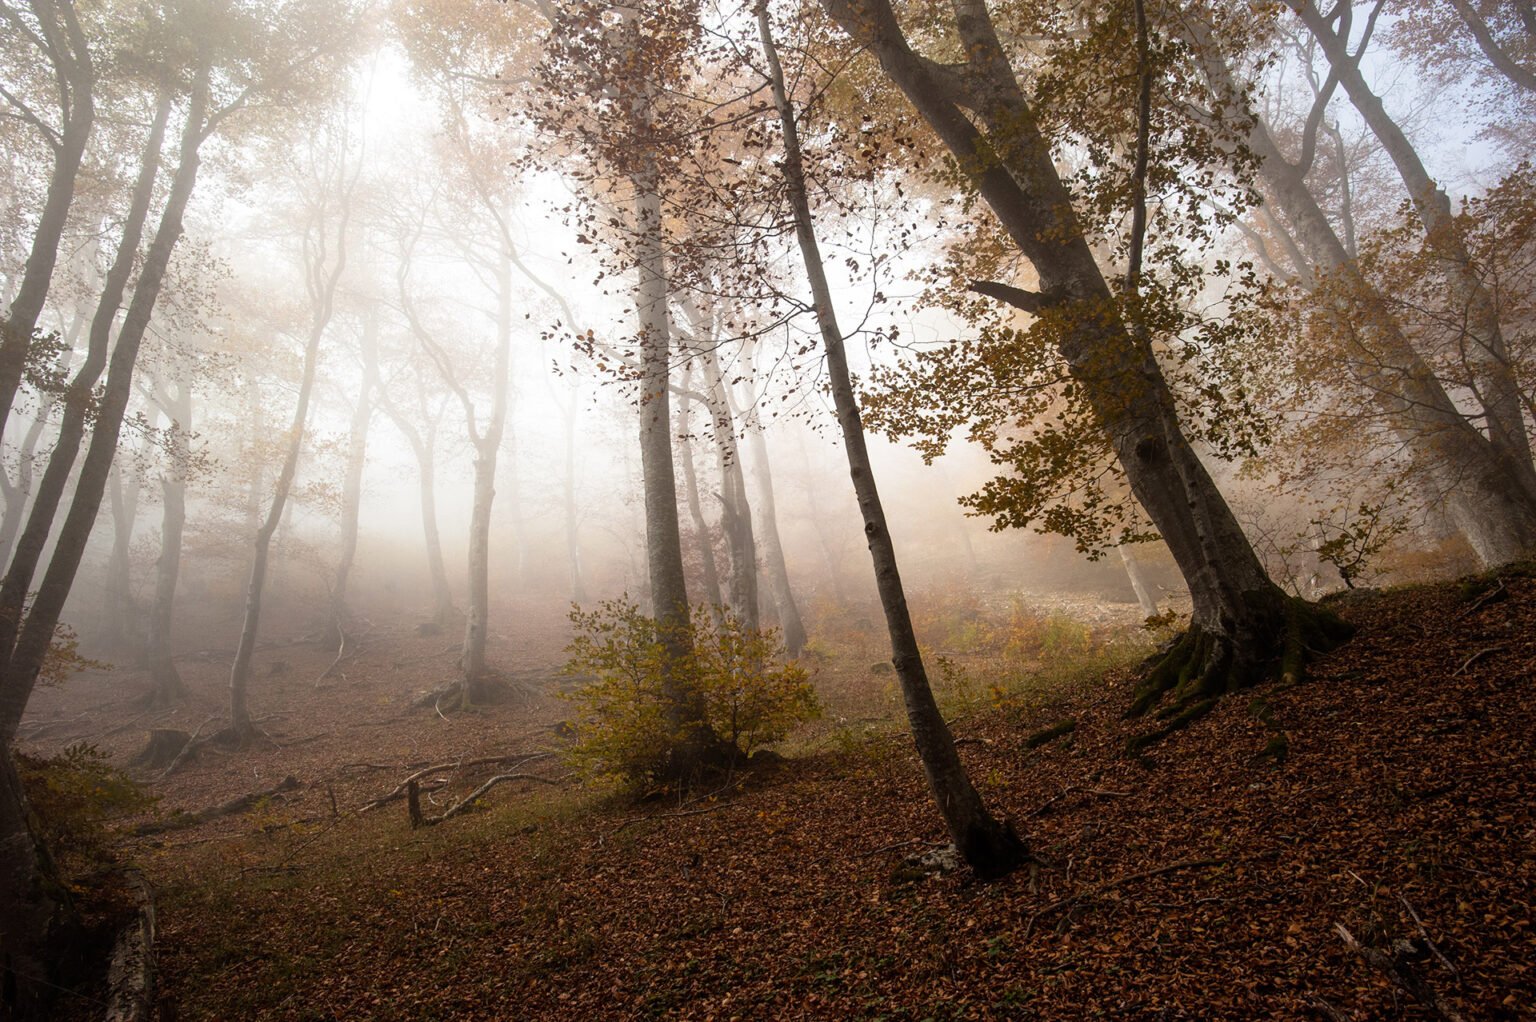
[16,742,155,868]
[561,599,818,789]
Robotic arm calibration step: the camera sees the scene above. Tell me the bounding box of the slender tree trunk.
[329,307,378,646]
[742,418,806,655]
[102,459,141,652]
[145,378,189,707]
[699,341,758,631]
[457,243,513,700]
[1119,544,1159,618]
[379,381,455,625]
[0,88,172,671]
[758,0,1024,876]
[0,0,94,450]
[229,122,354,741]
[0,66,207,748]
[418,438,453,624]
[677,365,725,611]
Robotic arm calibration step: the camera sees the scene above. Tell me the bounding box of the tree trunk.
[758,0,1024,877]
[0,87,172,679]
[1193,20,1536,566]
[229,118,353,741]
[1119,544,1159,618]
[329,306,378,647]
[457,241,513,701]
[1291,0,1536,496]
[380,381,455,625]
[742,413,807,656]
[699,341,758,632]
[817,0,1321,706]
[676,365,725,611]
[0,0,94,449]
[102,459,141,652]
[0,69,206,748]
[144,376,190,707]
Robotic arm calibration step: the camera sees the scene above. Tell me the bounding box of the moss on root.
[1127,597,1353,728]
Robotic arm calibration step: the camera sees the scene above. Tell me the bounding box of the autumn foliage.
[561,600,818,789]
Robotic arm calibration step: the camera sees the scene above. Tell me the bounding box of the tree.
[812,0,1347,714]
[0,0,95,447]
[753,0,1024,876]
[1187,6,1536,566]
[228,111,360,741]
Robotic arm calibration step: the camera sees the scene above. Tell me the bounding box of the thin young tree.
[754,0,1025,876]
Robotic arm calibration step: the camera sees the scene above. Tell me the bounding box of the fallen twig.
[1334,923,1464,1022]
[1025,857,1227,937]
[361,752,552,812]
[1451,646,1505,676]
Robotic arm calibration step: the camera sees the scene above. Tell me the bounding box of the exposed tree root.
[1127,597,1353,727]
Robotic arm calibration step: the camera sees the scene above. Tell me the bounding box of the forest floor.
[18,570,1536,1021]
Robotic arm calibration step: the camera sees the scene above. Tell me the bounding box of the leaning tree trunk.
[1192,21,1536,566]
[1119,545,1159,618]
[0,87,172,677]
[0,0,94,449]
[1292,0,1536,496]
[819,0,1350,715]
[144,376,191,707]
[0,69,208,748]
[757,0,1024,877]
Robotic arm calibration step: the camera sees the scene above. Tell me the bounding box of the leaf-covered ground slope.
[30,576,1536,1020]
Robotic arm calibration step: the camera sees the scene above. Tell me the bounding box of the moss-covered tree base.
[1127,596,1353,724]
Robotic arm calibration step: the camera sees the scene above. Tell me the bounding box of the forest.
[1,0,1533,1018]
